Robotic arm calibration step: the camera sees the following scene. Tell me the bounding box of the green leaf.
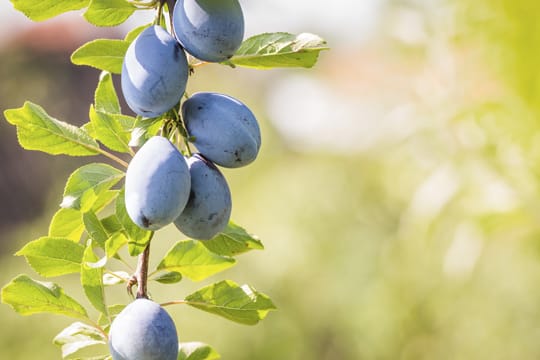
[81,241,108,315]
[4,102,100,156]
[116,189,153,256]
[89,106,134,153]
[152,271,182,284]
[49,190,118,241]
[61,163,124,212]
[228,32,329,69]
[71,39,129,74]
[105,232,128,258]
[16,237,85,277]
[49,208,86,242]
[53,322,107,359]
[10,0,89,21]
[203,222,264,256]
[101,214,123,234]
[84,0,136,27]
[158,240,235,281]
[178,342,220,360]
[1,274,88,319]
[95,72,120,114]
[83,211,109,248]
[185,280,276,325]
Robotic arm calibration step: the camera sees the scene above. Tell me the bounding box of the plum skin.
[173,0,244,62]
[182,92,261,168]
[121,25,188,117]
[174,154,232,240]
[109,298,178,360]
[125,136,191,230]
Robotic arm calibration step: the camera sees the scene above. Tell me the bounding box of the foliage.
[1,1,327,359]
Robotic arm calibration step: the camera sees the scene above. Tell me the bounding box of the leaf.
[83,211,109,248]
[61,163,124,212]
[10,0,89,21]
[101,214,123,234]
[53,322,107,359]
[4,102,100,156]
[95,72,120,114]
[228,32,329,69]
[116,189,153,256]
[81,241,108,315]
[71,39,130,74]
[178,342,220,360]
[1,275,88,319]
[49,208,86,242]
[84,0,136,27]
[185,280,276,325]
[89,106,134,153]
[16,237,85,277]
[157,240,236,281]
[152,271,182,284]
[105,232,128,258]
[203,222,264,256]
[49,190,118,241]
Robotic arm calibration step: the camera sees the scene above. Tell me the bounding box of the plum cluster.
[122,0,260,241]
[121,0,245,117]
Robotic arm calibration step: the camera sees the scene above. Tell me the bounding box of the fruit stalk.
[165,0,177,27]
[135,239,152,299]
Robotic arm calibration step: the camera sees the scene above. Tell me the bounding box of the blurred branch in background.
[3,0,540,359]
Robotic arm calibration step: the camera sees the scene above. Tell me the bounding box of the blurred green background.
[3,0,540,359]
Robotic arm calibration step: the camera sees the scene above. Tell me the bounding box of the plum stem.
[154,1,164,26]
[127,233,154,299]
[172,106,193,156]
[135,240,152,299]
[165,0,177,29]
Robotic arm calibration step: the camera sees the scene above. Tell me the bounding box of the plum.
[121,25,188,117]
[182,92,261,168]
[109,298,178,360]
[172,0,244,62]
[174,154,232,240]
[125,136,191,230]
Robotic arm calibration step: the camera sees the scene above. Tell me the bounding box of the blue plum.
[172,0,244,62]
[174,154,232,240]
[125,136,191,230]
[109,298,178,360]
[182,92,261,168]
[121,25,188,117]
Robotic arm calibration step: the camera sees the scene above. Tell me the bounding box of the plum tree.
[125,136,191,230]
[172,0,244,62]
[109,298,178,360]
[182,92,261,168]
[175,153,232,240]
[121,25,189,117]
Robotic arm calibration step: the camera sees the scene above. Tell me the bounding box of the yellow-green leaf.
[4,102,100,156]
[157,240,235,281]
[16,237,85,277]
[185,280,276,325]
[1,275,88,319]
[227,32,329,69]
